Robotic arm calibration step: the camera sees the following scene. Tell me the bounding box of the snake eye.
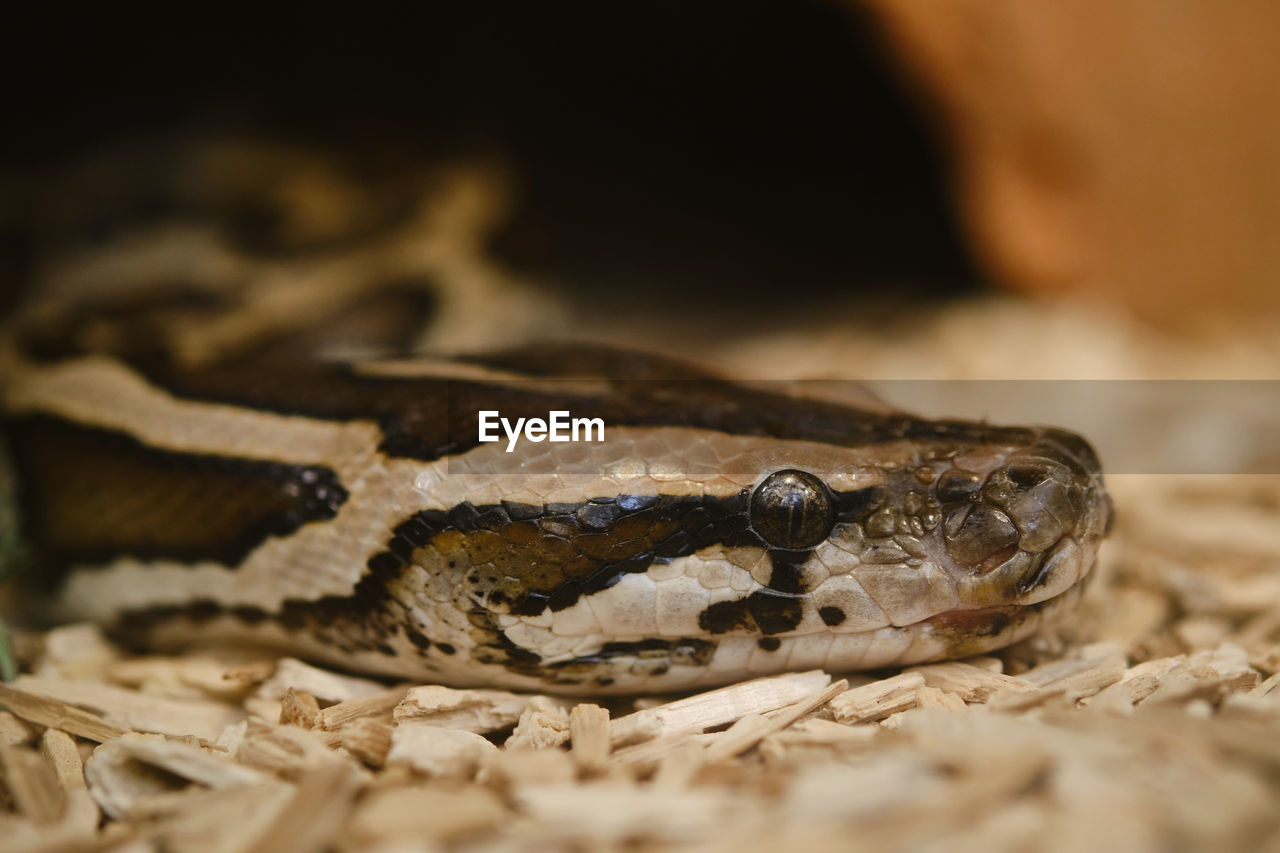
[750,469,835,550]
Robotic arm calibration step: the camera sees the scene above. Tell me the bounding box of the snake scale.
[0,140,1113,693]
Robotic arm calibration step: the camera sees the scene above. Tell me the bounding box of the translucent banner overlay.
[865,380,1278,475]
[441,379,1280,476]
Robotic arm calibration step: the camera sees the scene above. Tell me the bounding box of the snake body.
[0,145,1113,693]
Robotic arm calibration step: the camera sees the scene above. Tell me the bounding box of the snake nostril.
[983,460,1055,505]
[1005,463,1048,490]
[983,458,1084,554]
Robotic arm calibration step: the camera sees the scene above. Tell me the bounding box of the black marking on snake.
[360,484,886,621]
[819,606,847,627]
[230,606,270,626]
[698,589,806,636]
[757,637,781,652]
[6,416,347,588]
[372,494,756,618]
[108,486,879,681]
[545,638,717,680]
[1015,552,1054,596]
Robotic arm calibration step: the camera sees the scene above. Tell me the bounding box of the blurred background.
[0,4,970,327]
[3,0,1279,372]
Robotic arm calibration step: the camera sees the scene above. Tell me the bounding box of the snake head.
[935,427,1112,602]
[741,420,1113,669]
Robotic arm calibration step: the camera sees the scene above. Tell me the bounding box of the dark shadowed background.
[0,2,975,320]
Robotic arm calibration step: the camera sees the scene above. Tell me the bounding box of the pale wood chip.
[255,658,390,706]
[12,676,243,742]
[0,683,125,743]
[504,699,571,750]
[511,780,729,843]
[829,672,925,723]
[39,728,87,791]
[386,723,498,777]
[907,661,1035,702]
[699,713,772,764]
[1250,671,1280,698]
[1194,715,1280,770]
[989,662,1126,711]
[1063,661,1129,697]
[316,688,407,731]
[112,734,270,789]
[1016,642,1128,687]
[916,686,968,711]
[568,703,610,773]
[39,729,100,835]
[1140,667,1234,707]
[345,783,507,846]
[649,740,708,789]
[610,731,719,767]
[771,716,881,747]
[783,752,946,823]
[0,821,111,853]
[758,717,881,768]
[701,678,848,763]
[394,685,568,733]
[479,745,577,790]
[221,661,281,691]
[338,718,393,768]
[85,734,195,820]
[107,652,275,702]
[1197,643,1260,685]
[1085,672,1161,713]
[129,781,296,853]
[1140,645,1260,707]
[1175,616,1233,651]
[1237,608,1280,649]
[244,761,362,853]
[1090,587,1173,652]
[1,745,65,823]
[1249,644,1280,675]
[35,624,118,680]
[1079,654,1185,712]
[0,710,37,746]
[214,720,248,755]
[234,720,353,780]
[987,684,1070,712]
[609,669,832,746]
[960,656,1008,673]
[278,688,320,729]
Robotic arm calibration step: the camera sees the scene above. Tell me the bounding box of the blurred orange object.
[860,0,1280,328]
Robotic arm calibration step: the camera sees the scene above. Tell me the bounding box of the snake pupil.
[750,469,836,550]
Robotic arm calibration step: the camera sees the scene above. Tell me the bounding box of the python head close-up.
[0,132,1125,696]
[5,9,1279,849]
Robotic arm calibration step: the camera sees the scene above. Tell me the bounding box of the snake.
[0,140,1113,694]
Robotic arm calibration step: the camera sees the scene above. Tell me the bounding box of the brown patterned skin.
[4,322,1113,691]
[0,151,1113,693]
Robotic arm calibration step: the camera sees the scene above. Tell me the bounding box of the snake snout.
[982,458,1085,554]
[942,453,1095,574]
